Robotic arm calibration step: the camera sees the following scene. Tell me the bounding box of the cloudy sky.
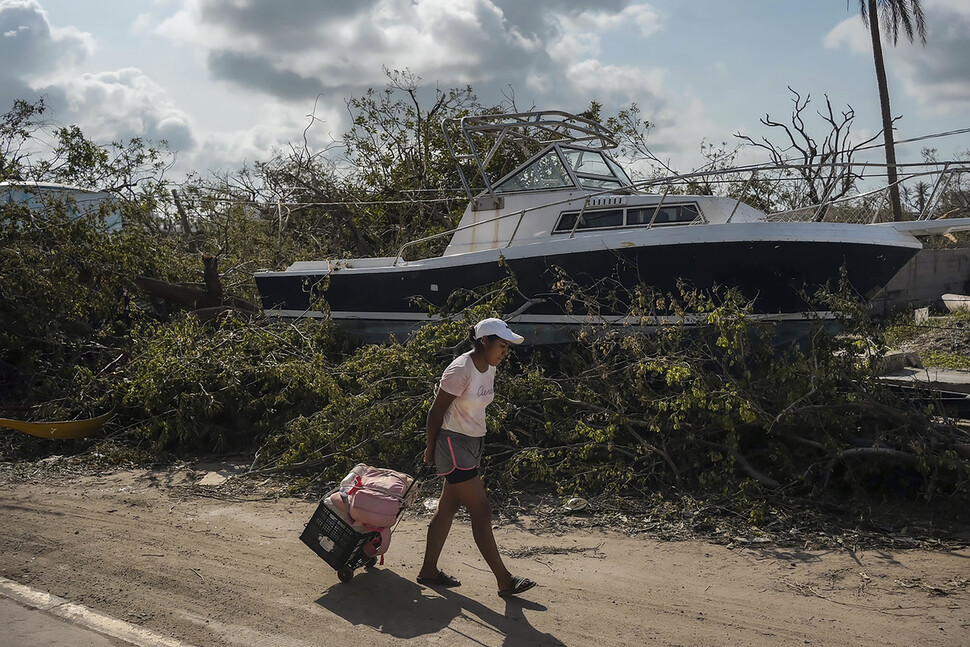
[3,0,970,181]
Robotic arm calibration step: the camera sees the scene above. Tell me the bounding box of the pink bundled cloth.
[328,464,414,557]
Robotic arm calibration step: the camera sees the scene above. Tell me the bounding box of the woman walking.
[417,318,537,597]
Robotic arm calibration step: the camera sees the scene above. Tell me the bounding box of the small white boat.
[943,293,970,313]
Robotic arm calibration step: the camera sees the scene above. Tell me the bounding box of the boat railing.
[768,164,970,224]
[919,161,970,220]
[630,161,970,225]
[393,208,529,264]
[767,183,895,224]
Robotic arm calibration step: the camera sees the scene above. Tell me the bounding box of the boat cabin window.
[554,203,700,232]
[554,209,624,231]
[627,204,700,226]
[494,150,574,193]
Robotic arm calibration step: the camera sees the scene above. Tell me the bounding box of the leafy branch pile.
[496,291,970,510]
[9,273,970,517]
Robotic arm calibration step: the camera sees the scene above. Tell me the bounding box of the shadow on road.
[315,566,564,645]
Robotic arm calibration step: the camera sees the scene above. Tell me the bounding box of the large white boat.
[253,111,970,343]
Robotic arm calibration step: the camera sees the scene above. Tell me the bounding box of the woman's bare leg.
[448,475,513,590]
[418,479,461,579]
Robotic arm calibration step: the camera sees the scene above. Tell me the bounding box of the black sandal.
[498,575,536,597]
[417,570,462,587]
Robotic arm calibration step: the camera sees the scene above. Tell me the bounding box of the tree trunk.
[171,189,199,252]
[202,255,223,299]
[868,0,906,221]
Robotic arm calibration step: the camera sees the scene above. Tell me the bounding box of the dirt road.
[1,462,967,646]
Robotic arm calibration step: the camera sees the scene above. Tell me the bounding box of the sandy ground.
[1,461,968,647]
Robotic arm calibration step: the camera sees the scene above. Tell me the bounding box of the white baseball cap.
[474,318,524,344]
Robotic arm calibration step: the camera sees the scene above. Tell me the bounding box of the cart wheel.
[337,566,354,583]
[364,556,378,569]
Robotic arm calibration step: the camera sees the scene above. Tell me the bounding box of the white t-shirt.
[438,351,495,438]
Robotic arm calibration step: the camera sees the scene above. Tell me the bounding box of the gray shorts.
[434,429,483,482]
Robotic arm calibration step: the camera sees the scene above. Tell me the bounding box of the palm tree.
[857,0,927,221]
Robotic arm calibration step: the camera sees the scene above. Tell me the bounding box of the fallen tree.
[134,255,260,320]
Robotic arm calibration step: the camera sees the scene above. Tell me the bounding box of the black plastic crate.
[300,498,377,571]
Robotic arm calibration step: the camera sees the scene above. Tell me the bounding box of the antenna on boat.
[441,110,619,201]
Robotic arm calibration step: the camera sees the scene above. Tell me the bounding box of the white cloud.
[56,69,195,150]
[926,0,970,18]
[824,0,970,115]
[567,59,665,104]
[0,0,200,177]
[154,0,531,92]
[823,16,869,55]
[567,3,662,39]
[179,99,346,176]
[894,0,970,113]
[0,0,92,75]
[551,4,663,61]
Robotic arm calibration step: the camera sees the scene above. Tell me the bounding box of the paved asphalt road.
[1,595,133,647]
[0,577,194,647]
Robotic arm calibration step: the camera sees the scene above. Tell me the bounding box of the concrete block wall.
[870,247,970,315]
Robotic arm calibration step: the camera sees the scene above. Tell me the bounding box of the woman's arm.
[424,389,458,465]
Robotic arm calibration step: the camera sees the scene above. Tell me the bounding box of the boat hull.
[943,293,970,313]
[254,230,918,343]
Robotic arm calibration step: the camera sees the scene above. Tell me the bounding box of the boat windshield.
[562,148,630,190]
[494,149,574,193]
[493,146,632,194]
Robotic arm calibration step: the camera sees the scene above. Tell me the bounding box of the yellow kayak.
[0,411,115,439]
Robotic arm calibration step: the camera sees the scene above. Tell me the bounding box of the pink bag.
[340,464,413,530]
